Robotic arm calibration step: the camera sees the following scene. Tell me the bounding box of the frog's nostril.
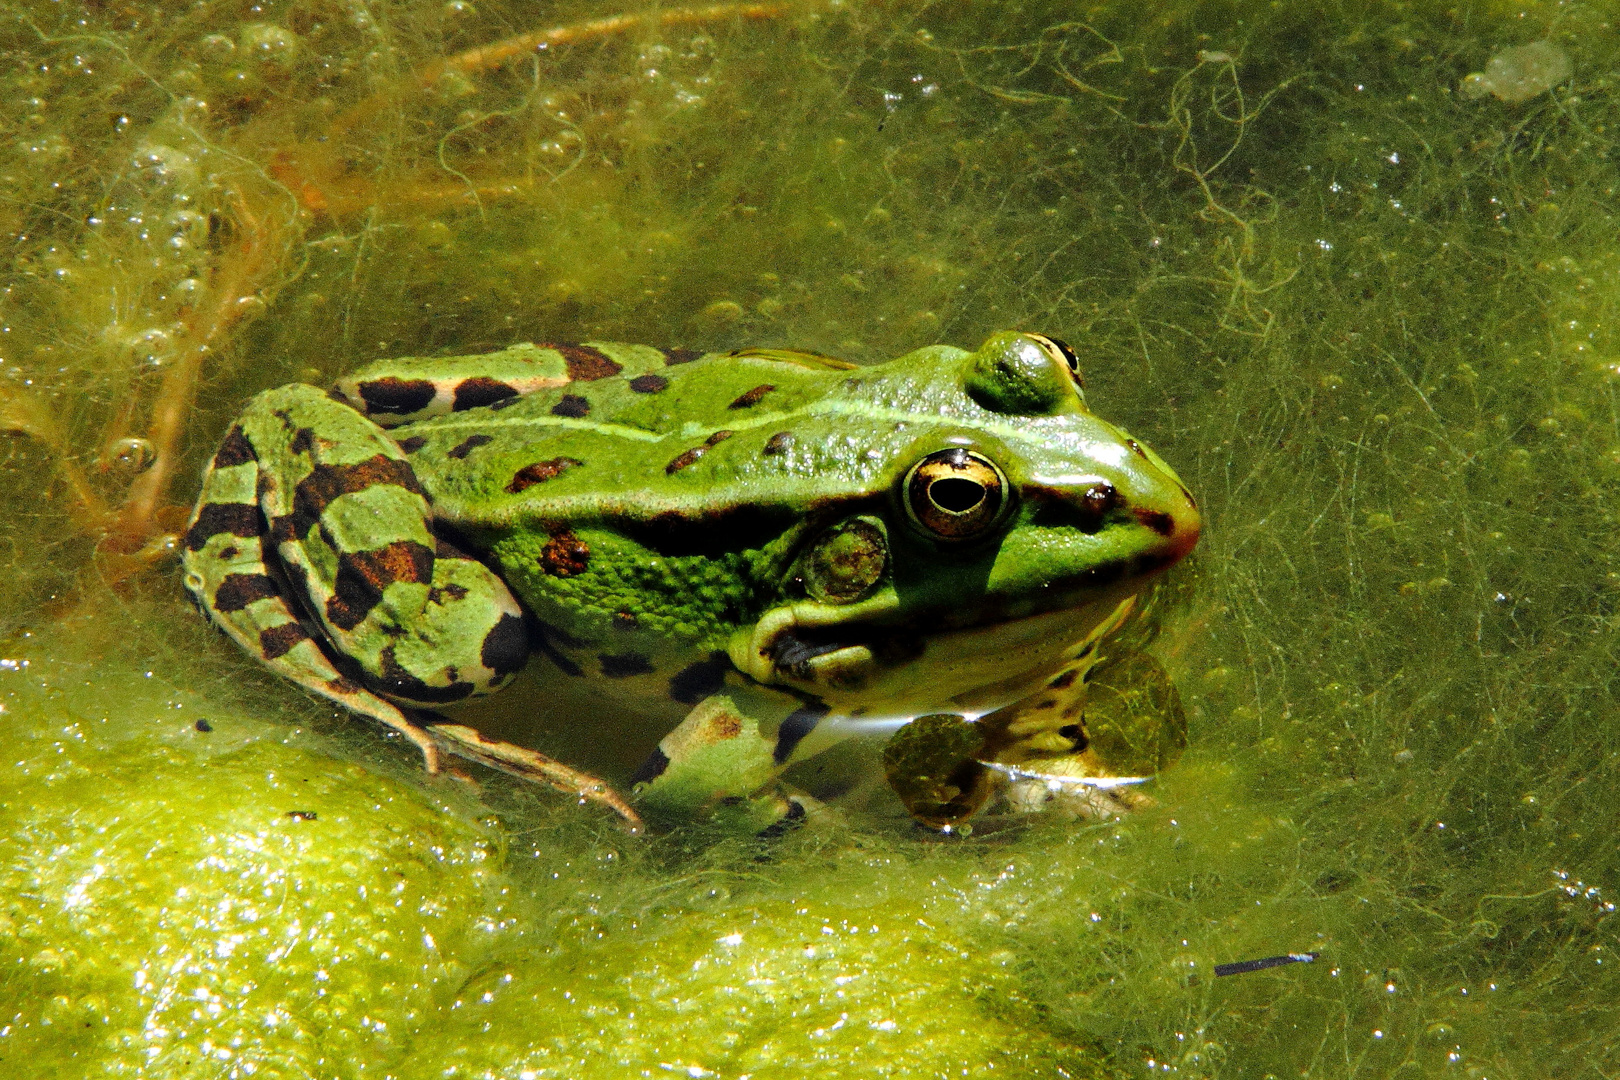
[1132,507,1175,537]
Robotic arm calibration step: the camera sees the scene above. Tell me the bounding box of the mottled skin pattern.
[183,334,1200,832]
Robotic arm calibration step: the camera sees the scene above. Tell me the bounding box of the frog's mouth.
[730,583,1143,720]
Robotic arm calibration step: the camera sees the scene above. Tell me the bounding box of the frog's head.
[730,331,1200,720]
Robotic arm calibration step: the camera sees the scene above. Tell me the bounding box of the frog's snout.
[1171,498,1201,562]
[1125,482,1200,572]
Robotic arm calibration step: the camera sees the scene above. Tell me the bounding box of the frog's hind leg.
[183,389,641,827]
[181,421,446,772]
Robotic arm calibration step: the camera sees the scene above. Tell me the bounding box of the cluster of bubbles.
[70,108,226,379]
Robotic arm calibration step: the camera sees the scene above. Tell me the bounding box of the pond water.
[2,1,1617,1076]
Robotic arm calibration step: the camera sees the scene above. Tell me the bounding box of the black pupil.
[931,477,986,513]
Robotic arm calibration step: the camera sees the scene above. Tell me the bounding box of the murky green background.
[3,0,1618,1076]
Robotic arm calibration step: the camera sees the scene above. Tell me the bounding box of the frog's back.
[370,341,879,528]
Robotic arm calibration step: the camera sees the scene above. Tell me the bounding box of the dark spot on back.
[1047,668,1079,690]
[285,810,318,822]
[447,434,494,460]
[728,384,775,409]
[185,502,261,551]
[665,430,734,475]
[290,455,423,539]
[660,347,702,365]
[629,374,668,394]
[396,435,428,454]
[631,747,671,784]
[212,425,255,469]
[324,540,435,630]
[213,573,280,612]
[480,613,529,677]
[289,427,316,456]
[774,703,830,764]
[539,530,590,577]
[551,394,590,418]
[668,650,732,704]
[259,621,311,660]
[506,457,583,493]
[453,377,519,411]
[358,377,437,416]
[545,343,622,381]
[762,431,795,456]
[599,653,655,678]
[1133,508,1175,536]
[194,718,213,732]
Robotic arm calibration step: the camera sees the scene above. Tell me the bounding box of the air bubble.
[1460,42,1572,104]
[166,209,207,251]
[198,34,235,61]
[105,437,156,472]
[240,24,298,63]
[131,327,175,366]
[132,144,197,188]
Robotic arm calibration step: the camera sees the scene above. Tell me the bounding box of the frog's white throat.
[730,590,1141,722]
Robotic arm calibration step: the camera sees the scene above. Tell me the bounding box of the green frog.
[182,332,1199,833]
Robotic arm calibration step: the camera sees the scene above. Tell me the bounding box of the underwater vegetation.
[2,0,1620,1076]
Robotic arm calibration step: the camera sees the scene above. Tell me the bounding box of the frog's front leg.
[630,678,837,833]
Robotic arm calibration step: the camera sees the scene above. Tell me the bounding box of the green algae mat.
[4,1,1619,1076]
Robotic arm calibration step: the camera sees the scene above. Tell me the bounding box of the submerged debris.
[1460,41,1573,103]
[1215,951,1321,977]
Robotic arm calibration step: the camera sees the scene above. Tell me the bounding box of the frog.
[181,331,1200,834]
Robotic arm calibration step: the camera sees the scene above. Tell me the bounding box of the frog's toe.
[754,793,811,838]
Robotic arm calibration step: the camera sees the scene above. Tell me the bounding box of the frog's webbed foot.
[972,646,1185,822]
[994,761,1156,819]
[426,723,643,832]
[631,682,835,835]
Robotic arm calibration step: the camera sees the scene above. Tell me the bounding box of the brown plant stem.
[426,1,790,81]
[116,192,279,542]
[314,1,793,176]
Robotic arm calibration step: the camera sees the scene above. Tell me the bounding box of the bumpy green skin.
[183,333,1200,829]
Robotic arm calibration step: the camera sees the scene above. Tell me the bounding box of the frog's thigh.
[181,422,444,770]
[243,384,528,705]
[631,681,834,830]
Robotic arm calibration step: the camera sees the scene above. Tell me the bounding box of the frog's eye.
[904,448,1009,541]
[1028,333,1084,391]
